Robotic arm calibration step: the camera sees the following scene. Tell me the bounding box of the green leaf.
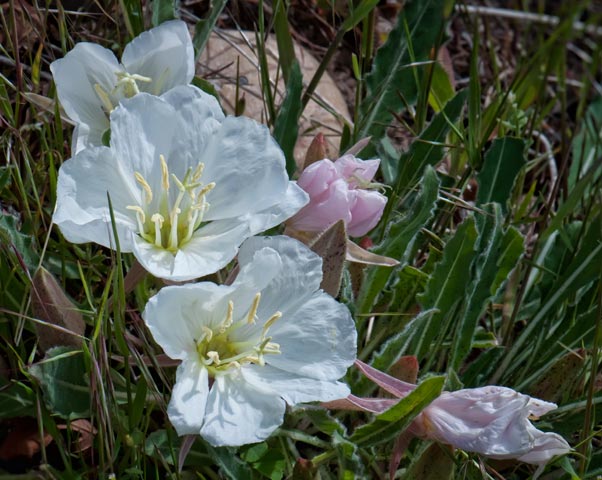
[386,88,467,194]
[273,0,296,84]
[191,76,221,101]
[193,0,228,60]
[569,96,602,191]
[449,204,524,369]
[476,137,527,212]
[151,0,178,27]
[358,0,445,142]
[0,378,35,420]
[357,166,439,315]
[413,216,479,359]
[205,444,253,480]
[428,63,455,113]
[0,214,39,272]
[119,0,144,38]
[333,431,365,478]
[350,375,445,447]
[29,346,90,420]
[273,62,303,176]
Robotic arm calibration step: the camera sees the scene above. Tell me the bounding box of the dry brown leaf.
[197,29,351,166]
[346,240,399,266]
[30,266,85,352]
[308,220,347,297]
[0,418,53,462]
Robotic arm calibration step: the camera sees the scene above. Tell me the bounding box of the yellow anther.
[247,293,261,325]
[134,171,153,204]
[127,205,146,236]
[263,311,282,332]
[197,182,216,198]
[94,83,114,113]
[160,155,170,191]
[192,162,205,182]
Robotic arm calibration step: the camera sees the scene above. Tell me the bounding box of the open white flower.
[53,86,308,281]
[142,235,357,446]
[50,20,195,153]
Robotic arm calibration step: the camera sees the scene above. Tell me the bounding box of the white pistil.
[151,214,164,247]
[113,71,152,98]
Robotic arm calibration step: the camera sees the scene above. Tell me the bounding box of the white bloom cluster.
[51,20,356,446]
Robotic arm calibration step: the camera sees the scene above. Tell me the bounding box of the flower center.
[195,293,282,375]
[126,155,215,253]
[94,71,153,114]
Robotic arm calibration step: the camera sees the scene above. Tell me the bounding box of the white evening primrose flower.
[142,236,357,446]
[50,20,194,153]
[53,86,308,281]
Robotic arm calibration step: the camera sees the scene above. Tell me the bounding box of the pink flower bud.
[289,155,387,237]
[410,386,571,472]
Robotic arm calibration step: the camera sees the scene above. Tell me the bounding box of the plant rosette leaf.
[29,346,90,420]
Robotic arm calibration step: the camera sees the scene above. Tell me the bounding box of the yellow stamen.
[94,83,114,113]
[160,154,170,191]
[247,293,261,325]
[134,172,153,204]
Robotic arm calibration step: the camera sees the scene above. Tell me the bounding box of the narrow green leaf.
[358,0,445,142]
[388,89,467,195]
[119,0,144,38]
[151,0,178,27]
[350,375,445,447]
[357,166,439,315]
[476,137,527,212]
[449,204,524,369]
[273,0,296,84]
[193,0,228,60]
[414,216,479,359]
[273,62,303,176]
[569,96,602,191]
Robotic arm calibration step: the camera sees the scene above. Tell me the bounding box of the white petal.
[200,116,290,220]
[200,372,285,446]
[131,218,250,281]
[233,236,323,322]
[242,364,350,404]
[121,20,195,95]
[168,360,209,436]
[172,220,250,281]
[53,146,138,251]
[142,282,235,359]
[267,291,357,381]
[160,84,224,123]
[50,42,119,145]
[109,93,178,184]
[240,182,308,235]
[515,429,571,465]
[70,123,103,155]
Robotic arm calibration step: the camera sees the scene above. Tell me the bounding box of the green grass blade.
[273,62,303,176]
[193,0,228,61]
[357,0,445,142]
